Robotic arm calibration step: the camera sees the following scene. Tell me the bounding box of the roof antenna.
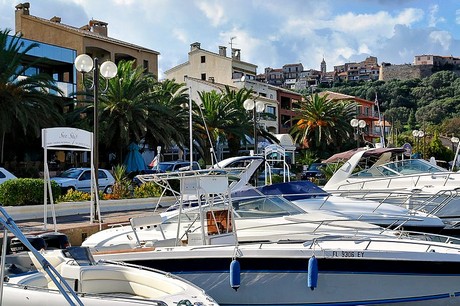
[229,36,237,49]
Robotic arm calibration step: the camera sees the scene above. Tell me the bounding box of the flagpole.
[375,93,385,147]
[189,86,193,169]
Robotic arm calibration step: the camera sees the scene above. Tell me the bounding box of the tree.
[290,93,356,157]
[195,87,252,163]
[144,79,191,155]
[0,29,63,163]
[407,109,417,130]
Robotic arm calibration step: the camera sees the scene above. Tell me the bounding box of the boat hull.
[94,244,460,306]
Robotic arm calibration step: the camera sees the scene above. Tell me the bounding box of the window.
[143,60,149,71]
[201,73,206,80]
[201,56,206,63]
[266,106,276,119]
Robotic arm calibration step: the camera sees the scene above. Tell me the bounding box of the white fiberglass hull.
[93,237,460,306]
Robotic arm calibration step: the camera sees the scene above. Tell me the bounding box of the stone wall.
[379,64,434,81]
[380,63,460,81]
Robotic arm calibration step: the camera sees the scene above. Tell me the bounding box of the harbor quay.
[7,197,173,246]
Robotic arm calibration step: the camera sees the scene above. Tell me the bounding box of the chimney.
[89,19,108,36]
[15,2,30,15]
[232,48,241,60]
[218,46,227,57]
[190,42,201,51]
[50,16,61,23]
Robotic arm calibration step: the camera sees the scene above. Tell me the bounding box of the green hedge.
[0,178,61,206]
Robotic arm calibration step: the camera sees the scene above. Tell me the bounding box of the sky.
[1,0,460,79]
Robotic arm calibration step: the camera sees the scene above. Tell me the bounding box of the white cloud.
[196,2,226,27]
[428,4,445,27]
[3,0,460,77]
[429,30,452,50]
[173,29,188,44]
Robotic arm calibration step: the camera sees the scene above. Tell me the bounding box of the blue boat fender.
[308,256,318,290]
[230,259,241,291]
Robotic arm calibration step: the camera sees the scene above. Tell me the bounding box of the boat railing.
[135,169,237,211]
[328,188,459,215]
[305,230,460,253]
[336,171,459,191]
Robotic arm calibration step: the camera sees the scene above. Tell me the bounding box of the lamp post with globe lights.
[350,119,367,148]
[412,130,425,158]
[243,97,264,155]
[74,54,117,222]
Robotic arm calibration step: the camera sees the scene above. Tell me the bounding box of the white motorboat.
[213,155,445,232]
[233,181,446,233]
[89,172,460,305]
[92,224,460,306]
[0,208,217,306]
[82,190,392,251]
[323,147,460,221]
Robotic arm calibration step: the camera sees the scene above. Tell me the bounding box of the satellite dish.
[240,75,246,82]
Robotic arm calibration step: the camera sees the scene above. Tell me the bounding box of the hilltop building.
[380,54,460,81]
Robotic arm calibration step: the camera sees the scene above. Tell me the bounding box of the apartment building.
[319,91,383,144]
[165,42,257,85]
[14,2,159,81]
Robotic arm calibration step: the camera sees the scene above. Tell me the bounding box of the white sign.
[42,127,92,149]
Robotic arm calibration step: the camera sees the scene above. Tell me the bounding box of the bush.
[0,178,61,206]
[57,189,91,202]
[134,182,162,198]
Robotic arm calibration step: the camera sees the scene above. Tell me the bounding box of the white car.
[51,168,115,194]
[0,167,17,184]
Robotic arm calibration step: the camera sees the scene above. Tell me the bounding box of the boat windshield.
[233,195,304,218]
[165,195,304,224]
[350,159,448,178]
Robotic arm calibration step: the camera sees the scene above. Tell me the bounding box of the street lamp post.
[350,119,366,148]
[243,97,264,155]
[74,54,117,222]
[412,130,424,158]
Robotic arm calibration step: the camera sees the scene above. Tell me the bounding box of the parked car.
[152,160,201,173]
[0,167,17,185]
[301,163,326,182]
[51,168,115,194]
[133,161,201,186]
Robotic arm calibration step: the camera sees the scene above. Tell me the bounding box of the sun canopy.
[323,147,406,163]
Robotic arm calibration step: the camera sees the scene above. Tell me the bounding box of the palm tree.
[195,86,252,163]
[290,93,356,156]
[0,29,63,163]
[99,60,154,159]
[144,79,190,153]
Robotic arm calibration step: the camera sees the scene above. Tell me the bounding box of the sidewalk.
[8,198,172,246]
